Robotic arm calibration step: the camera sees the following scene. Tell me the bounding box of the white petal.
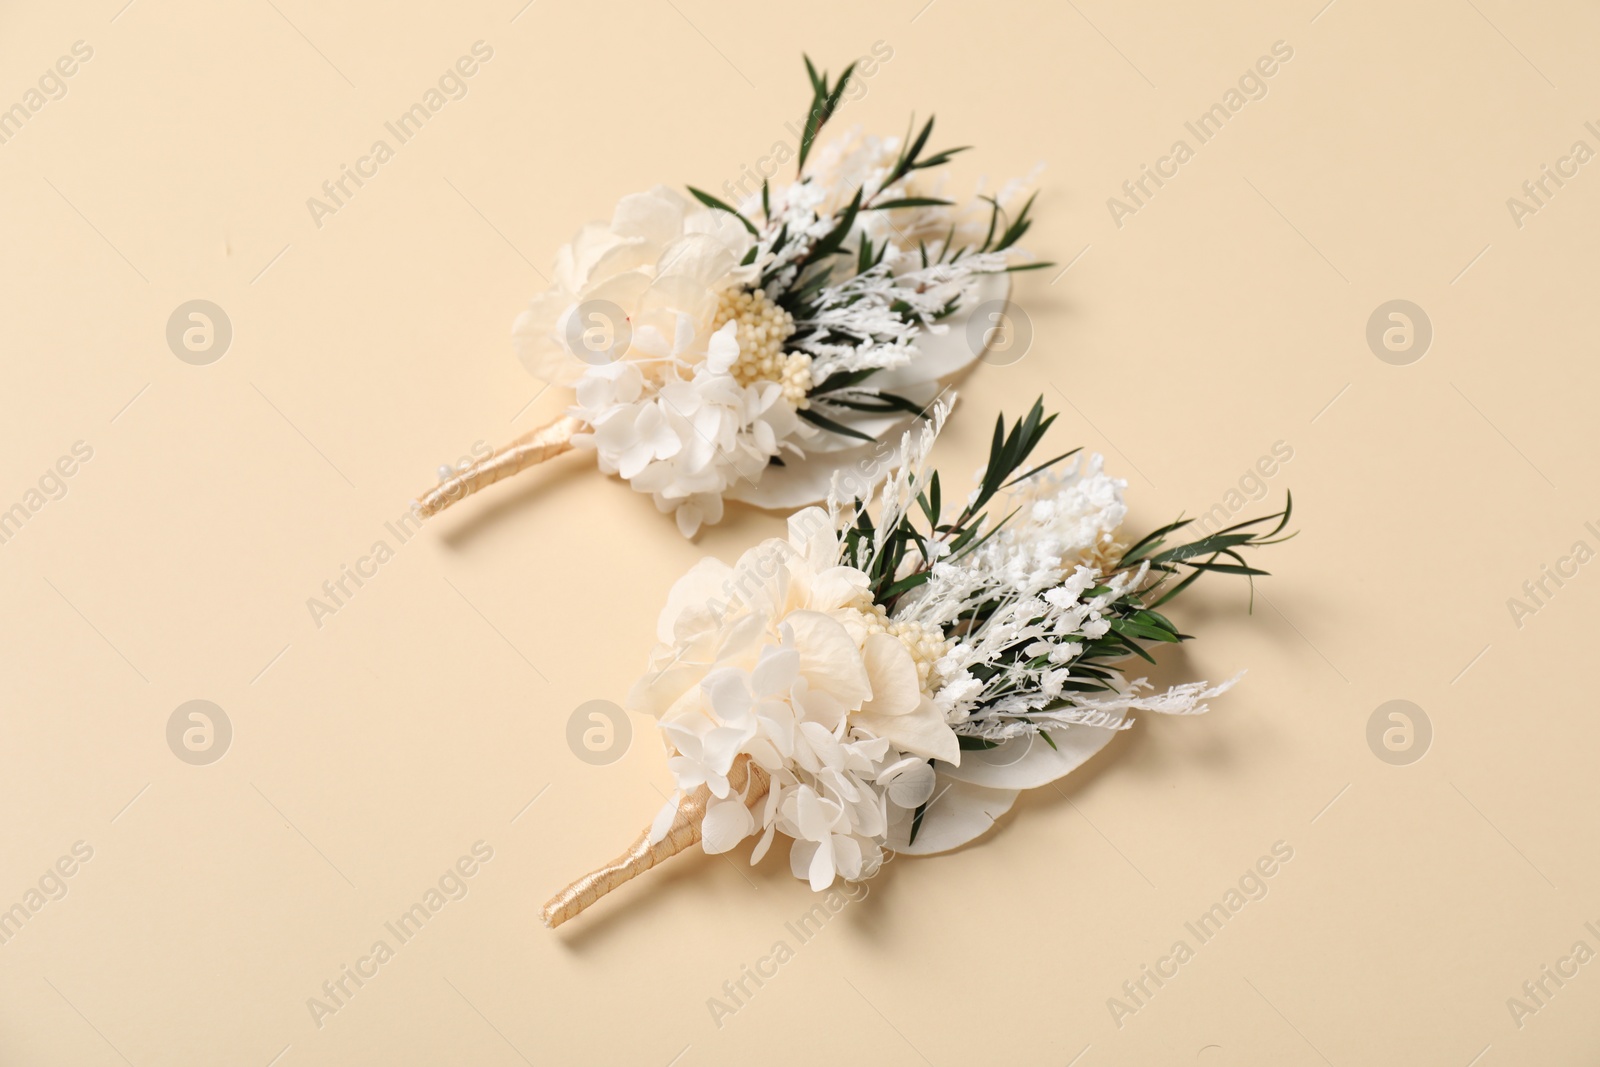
[757,705,796,757]
[885,778,1019,856]
[793,788,839,840]
[820,767,860,804]
[654,232,739,290]
[792,682,846,732]
[510,291,586,386]
[701,799,755,854]
[563,221,627,286]
[654,556,734,643]
[884,761,936,808]
[702,670,753,724]
[630,661,705,721]
[786,507,837,566]
[784,611,872,707]
[635,323,678,362]
[744,737,783,772]
[675,504,704,538]
[750,648,800,699]
[859,633,922,717]
[706,320,740,374]
[617,442,653,481]
[672,310,699,355]
[751,418,777,455]
[659,719,704,756]
[610,184,687,244]
[790,838,820,883]
[647,792,681,845]
[799,721,844,770]
[749,823,777,864]
[846,735,891,766]
[806,567,870,613]
[647,420,683,460]
[702,726,750,774]
[694,492,724,528]
[831,835,863,881]
[664,755,707,792]
[807,840,837,892]
[853,697,960,764]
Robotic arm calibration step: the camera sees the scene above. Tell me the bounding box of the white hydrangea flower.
[512,186,809,536]
[512,185,753,388]
[628,507,960,888]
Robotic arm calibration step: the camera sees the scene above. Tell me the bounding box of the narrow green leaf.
[869,197,955,210]
[685,186,758,235]
[798,406,876,442]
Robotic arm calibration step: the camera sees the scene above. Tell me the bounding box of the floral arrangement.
[417,58,1045,536]
[541,400,1292,926]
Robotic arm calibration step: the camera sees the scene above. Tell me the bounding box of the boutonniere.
[418,57,1046,536]
[542,400,1292,926]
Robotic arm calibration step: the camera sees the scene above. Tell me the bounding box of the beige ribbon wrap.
[417,414,584,519]
[541,756,770,929]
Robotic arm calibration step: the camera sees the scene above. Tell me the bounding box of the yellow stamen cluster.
[713,287,811,406]
[1076,530,1128,576]
[846,596,952,691]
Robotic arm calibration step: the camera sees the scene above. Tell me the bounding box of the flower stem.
[416,414,584,519]
[541,756,769,929]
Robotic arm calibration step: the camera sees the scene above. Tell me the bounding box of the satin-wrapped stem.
[541,756,770,929]
[416,414,584,519]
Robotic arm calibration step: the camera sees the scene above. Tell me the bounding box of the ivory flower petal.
[884,779,1019,856]
[859,633,922,717]
[701,799,756,854]
[880,759,936,808]
[784,612,871,707]
[853,696,960,765]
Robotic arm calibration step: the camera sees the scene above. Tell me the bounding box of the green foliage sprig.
[842,397,1293,703]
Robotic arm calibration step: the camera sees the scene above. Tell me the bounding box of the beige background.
[1,0,1596,1063]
